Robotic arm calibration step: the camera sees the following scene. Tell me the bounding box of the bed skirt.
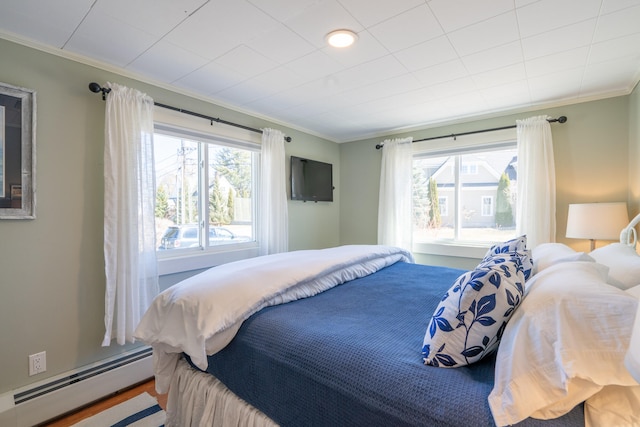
[166,358,278,427]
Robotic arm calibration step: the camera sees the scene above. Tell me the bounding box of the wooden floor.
[43,379,167,426]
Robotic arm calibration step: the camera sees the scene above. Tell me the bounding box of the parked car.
[158,224,247,250]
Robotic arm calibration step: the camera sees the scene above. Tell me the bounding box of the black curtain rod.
[375,116,567,149]
[88,82,292,142]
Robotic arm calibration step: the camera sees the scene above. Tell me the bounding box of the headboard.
[620,213,640,249]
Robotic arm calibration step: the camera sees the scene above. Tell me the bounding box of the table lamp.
[566,202,629,251]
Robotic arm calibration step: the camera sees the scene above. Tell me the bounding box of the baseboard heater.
[1,347,154,427]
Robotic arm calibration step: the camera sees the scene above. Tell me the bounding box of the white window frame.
[154,107,261,275]
[412,128,517,259]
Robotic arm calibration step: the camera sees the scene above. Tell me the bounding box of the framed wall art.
[0,82,36,219]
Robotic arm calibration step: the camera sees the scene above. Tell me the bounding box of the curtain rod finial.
[88,82,102,93]
[88,82,111,100]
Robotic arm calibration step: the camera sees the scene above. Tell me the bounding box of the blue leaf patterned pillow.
[483,235,533,280]
[422,255,526,368]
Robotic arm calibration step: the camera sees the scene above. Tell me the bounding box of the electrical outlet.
[29,351,46,376]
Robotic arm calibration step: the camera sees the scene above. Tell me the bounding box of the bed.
[135,231,640,426]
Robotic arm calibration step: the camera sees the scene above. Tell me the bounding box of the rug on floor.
[70,392,166,427]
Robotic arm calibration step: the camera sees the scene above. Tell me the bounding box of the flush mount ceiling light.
[326,29,358,48]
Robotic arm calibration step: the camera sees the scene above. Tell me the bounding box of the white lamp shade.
[566,202,629,240]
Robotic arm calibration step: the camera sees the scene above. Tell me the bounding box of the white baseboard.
[0,347,153,427]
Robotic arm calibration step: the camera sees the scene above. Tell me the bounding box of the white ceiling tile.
[367,4,443,53]
[428,0,514,32]
[165,0,279,60]
[244,92,303,113]
[515,0,538,7]
[65,11,156,67]
[448,12,519,57]
[435,92,487,115]
[601,0,640,14]
[481,81,531,109]
[461,41,523,74]
[92,0,207,37]
[472,63,527,89]
[428,77,478,100]
[215,81,266,106]
[173,61,246,95]
[527,68,584,103]
[214,45,279,79]
[0,0,93,47]
[525,47,589,78]
[589,33,640,64]
[393,36,459,72]
[593,4,640,43]
[128,40,210,83]
[339,74,422,107]
[353,87,435,115]
[413,59,469,86]
[338,0,425,27]
[246,24,316,64]
[516,0,601,38]
[234,67,307,110]
[330,56,408,91]
[582,57,640,93]
[284,0,364,48]
[285,51,344,81]
[252,67,307,93]
[520,19,596,60]
[247,0,319,22]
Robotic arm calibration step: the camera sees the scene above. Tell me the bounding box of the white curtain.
[378,137,413,250]
[516,116,556,249]
[258,128,288,256]
[102,82,159,346]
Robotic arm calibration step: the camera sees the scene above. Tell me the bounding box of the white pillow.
[532,242,594,275]
[590,243,640,290]
[488,261,639,426]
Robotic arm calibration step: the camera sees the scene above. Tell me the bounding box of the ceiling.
[1,0,639,143]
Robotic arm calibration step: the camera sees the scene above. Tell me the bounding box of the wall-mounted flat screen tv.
[290,156,334,202]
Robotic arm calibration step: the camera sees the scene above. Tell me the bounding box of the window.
[412,139,517,246]
[481,196,494,216]
[154,123,259,268]
[439,197,448,216]
[460,162,478,175]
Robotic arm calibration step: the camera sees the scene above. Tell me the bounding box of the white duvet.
[134,244,413,393]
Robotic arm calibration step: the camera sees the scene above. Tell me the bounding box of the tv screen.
[290,156,334,202]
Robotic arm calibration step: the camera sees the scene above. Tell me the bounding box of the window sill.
[412,241,489,259]
[158,244,260,276]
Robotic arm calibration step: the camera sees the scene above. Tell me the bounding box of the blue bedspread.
[194,262,584,427]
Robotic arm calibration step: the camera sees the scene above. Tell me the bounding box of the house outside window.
[412,129,518,254]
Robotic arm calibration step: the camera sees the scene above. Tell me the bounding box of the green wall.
[630,82,640,221]
[0,38,339,394]
[340,97,631,262]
